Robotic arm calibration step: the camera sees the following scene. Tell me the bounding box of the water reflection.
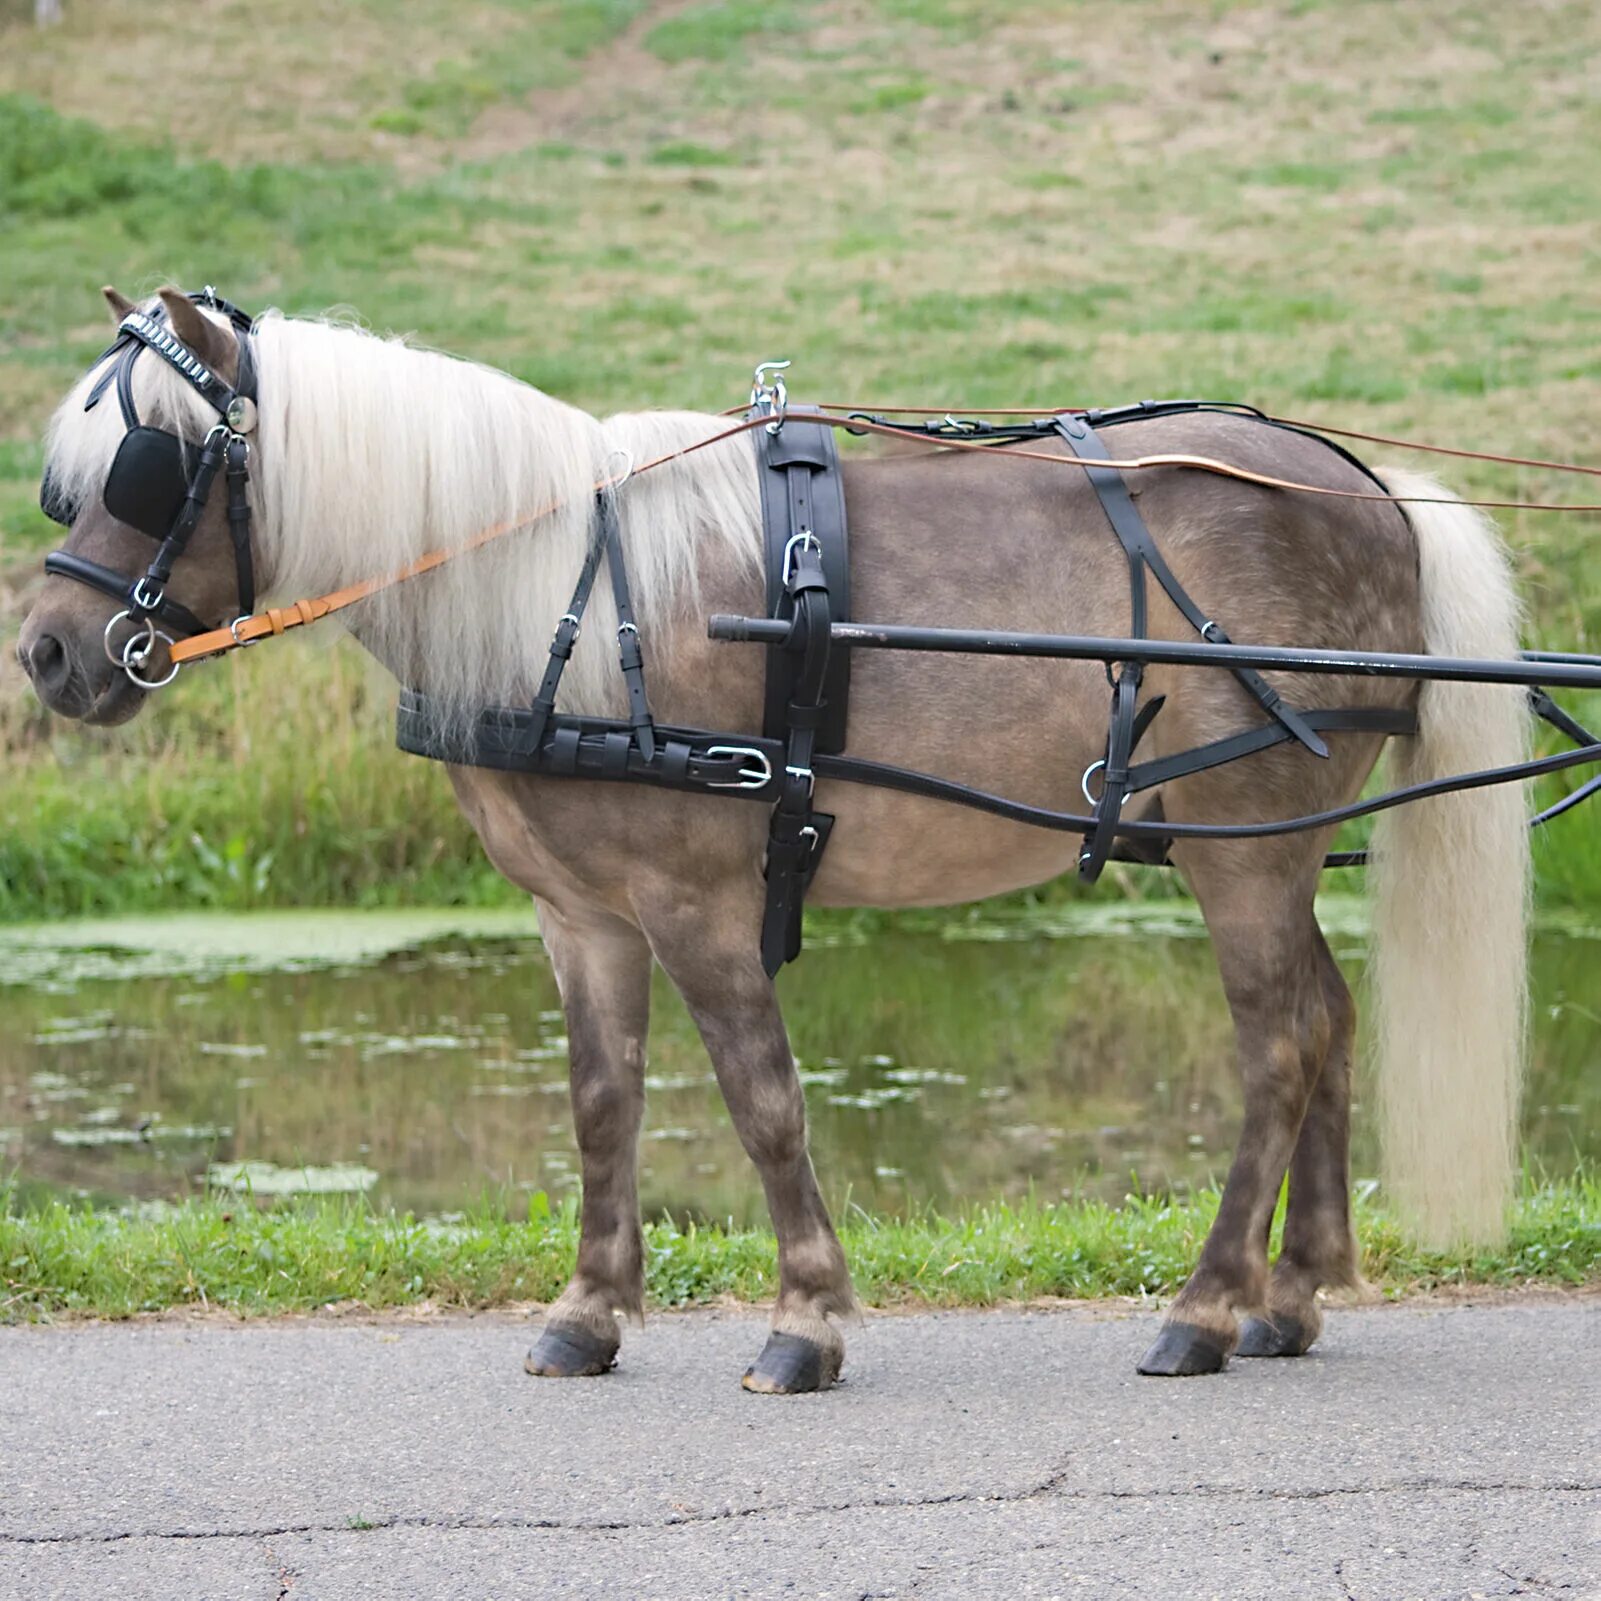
[0,910,1594,1227]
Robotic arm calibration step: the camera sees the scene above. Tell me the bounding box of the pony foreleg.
[1140,861,1329,1376]
[525,899,652,1379]
[1239,927,1363,1357]
[643,899,855,1393]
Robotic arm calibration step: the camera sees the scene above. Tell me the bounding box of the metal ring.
[1081,759,1107,806]
[120,626,179,689]
[104,609,155,667]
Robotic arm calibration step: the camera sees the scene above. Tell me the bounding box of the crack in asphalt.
[4,1477,1593,1549]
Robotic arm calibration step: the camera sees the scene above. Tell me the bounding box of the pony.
[18,288,1528,1389]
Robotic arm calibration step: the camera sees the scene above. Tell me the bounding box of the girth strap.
[760,536,837,976]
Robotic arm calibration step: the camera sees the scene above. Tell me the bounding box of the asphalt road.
[2,1298,1596,1600]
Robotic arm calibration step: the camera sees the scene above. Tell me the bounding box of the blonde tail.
[1368,468,1530,1247]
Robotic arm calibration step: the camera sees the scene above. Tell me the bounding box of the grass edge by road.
[4,1178,1595,1322]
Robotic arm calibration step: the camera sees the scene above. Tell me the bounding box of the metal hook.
[750,360,791,434]
[601,441,633,489]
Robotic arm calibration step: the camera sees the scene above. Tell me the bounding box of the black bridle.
[40,288,259,689]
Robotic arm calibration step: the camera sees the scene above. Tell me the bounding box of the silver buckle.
[706,745,773,790]
[783,530,821,586]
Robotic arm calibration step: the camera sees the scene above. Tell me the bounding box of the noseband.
[40,288,259,689]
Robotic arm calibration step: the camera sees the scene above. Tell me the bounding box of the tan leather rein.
[167,406,1601,670]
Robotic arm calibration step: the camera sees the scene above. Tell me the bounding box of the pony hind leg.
[525,899,653,1379]
[640,892,855,1394]
[1139,843,1331,1377]
[1238,925,1363,1358]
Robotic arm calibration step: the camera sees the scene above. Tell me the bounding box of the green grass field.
[2,0,1599,918]
[5,1176,1596,1320]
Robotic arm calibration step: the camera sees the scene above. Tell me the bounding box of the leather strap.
[42,550,208,637]
[603,497,656,763]
[760,537,835,975]
[754,415,851,752]
[395,687,1525,873]
[1054,413,1330,761]
[522,495,617,752]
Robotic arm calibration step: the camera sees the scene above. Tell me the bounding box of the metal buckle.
[785,763,815,800]
[230,614,259,648]
[130,576,166,615]
[782,530,821,586]
[706,745,774,790]
[749,360,790,435]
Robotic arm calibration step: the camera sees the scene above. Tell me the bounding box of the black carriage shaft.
[708,616,1601,693]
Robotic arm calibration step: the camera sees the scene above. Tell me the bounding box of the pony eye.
[39,463,78,527]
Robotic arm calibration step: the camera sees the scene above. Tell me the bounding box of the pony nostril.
[27,632,73,693]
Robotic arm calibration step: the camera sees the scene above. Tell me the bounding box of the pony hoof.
[1237,1313,1316,1358]
[741,1331,840,1394]
[1136,1321,1229,1377]
[523,1323,618,1378]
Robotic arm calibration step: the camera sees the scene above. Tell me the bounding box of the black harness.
[40,290,259,685]
[398,392,1431,974]
[39,309,1591,970]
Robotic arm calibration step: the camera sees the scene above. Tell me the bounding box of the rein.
[41,300,1600,686]
[164,406,1601,676]
[799,401,1601,479]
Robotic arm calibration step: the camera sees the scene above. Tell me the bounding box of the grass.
[4,1178,1596,1321]
[0,0,1598,919]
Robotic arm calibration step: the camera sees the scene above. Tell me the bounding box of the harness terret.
[40,289,259,688]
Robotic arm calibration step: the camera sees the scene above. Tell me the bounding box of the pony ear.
[102,285,137,322]
[156,286,238,383]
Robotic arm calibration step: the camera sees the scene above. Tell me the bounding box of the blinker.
[102,427,193,540]
[38,427,192,541]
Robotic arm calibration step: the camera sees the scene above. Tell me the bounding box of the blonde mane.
[45,302,763,721]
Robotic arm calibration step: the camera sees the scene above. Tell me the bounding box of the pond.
[0,903,1594,1226]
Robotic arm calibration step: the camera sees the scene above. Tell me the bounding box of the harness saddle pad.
[755,417,851,753]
